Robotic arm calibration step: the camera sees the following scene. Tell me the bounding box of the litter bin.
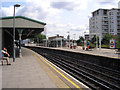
[86,48,88,51]
[83,47,85,50]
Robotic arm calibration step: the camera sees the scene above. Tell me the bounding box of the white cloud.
[90,0,119,3]
[1,0,119,40]
[1,0,61,20]
[17,0,61,22]
[90,0,119,7]
[51,0,87,10]
[0,6,14,17]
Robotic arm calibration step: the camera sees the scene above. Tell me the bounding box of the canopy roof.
[0,16,46,39]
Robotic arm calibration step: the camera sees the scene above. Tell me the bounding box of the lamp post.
[95,27,98,50]
[56,34,58,48]
[99,34,101,51]
[96,33,98,49]
[96,27,101,51]
[61,38,62,48]
[99,30,101,51]
[13,4,20,62]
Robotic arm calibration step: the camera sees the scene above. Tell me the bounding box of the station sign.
[110,39,115,48]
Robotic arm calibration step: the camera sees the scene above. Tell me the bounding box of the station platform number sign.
[110,39,115,48]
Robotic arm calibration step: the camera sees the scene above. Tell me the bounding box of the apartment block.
[89,8,120,40]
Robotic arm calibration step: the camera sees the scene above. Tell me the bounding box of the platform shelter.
[0,16,46,57]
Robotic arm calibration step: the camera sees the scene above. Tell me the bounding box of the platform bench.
[0,58,4,65]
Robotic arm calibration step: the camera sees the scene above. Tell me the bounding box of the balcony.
[117,18,120,21]
[102,29,108,33]
[117,29,120,33]
[117,21,120,25]
[102,22,108,25]
[117,12,120,16]
[117,26,120,29]
[117,14,120,16]
[102,18,108,21]
[102,27,108,29]
[102,21,108,25]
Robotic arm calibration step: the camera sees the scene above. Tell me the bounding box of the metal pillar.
[56,38,58,48]
[68,32,70,48]
[0,28,2,90]
[69,38,70,48]
[96,34,98,49]
[0,28,2,50]
[13,6,15,62]
[99,34,101,51]
[19,34,22,57]
[61,38,62,48]
[18,29,23,57]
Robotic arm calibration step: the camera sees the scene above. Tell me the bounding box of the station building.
[0,16,46,57]
[47,35,67,47]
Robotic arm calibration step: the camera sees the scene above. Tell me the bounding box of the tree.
[34,33,46,43]
[90,35,96,44]
[90,35,100,47]
[102,34,113,45]
[76,36,84,46]
[114,34,120,48]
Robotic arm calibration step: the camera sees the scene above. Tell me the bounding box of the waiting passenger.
[1,48,11,65]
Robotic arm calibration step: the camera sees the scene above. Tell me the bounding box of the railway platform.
[1,47,89,89]
[48,46,120,59]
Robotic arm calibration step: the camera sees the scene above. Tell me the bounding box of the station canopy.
[0,16,46,40]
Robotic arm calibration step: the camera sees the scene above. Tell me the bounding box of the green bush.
[90,43,95,48]
[115,41,120,48]
[101,45,109,48]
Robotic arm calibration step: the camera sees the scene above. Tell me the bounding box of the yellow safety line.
[34,55,70,88]
[35,53,82,90]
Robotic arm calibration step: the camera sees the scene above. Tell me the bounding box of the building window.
[109,12,111,15]
[103,10,107,15]
[110,25,111,28]
[110,11,113,14]
[110,29,114,32]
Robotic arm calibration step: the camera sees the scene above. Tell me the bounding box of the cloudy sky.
[0,0,119,40]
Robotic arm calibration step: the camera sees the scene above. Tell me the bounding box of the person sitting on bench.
[1,48,11,65]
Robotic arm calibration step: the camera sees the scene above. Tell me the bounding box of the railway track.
[28,47,120,90]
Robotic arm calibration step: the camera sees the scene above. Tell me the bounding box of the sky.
[0,0,119,40]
